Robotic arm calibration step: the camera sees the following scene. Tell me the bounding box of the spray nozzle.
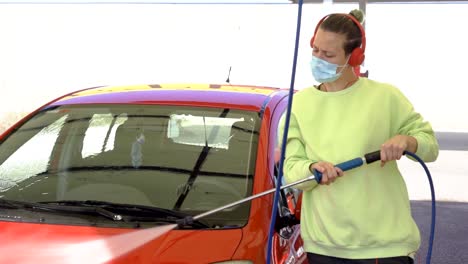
[176,216,194,228]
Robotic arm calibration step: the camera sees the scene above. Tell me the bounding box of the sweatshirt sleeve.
[281,113,319,191]
[393,88,439,162]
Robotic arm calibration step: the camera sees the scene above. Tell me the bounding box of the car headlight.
[212,261,253,264]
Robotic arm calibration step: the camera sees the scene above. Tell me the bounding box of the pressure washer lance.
[175,173,317,227]
[176,150,381,227]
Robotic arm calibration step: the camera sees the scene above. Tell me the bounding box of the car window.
[0,104,260,228]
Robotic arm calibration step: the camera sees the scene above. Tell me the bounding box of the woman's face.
[312,28,348,66]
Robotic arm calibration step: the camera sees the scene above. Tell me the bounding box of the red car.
[0,84,307,264]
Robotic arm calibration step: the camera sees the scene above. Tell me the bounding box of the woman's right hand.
[309,161,344,185]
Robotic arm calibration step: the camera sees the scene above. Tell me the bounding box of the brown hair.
[319,9,365,55]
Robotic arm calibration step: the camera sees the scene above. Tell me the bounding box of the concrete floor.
[411,201,468,264]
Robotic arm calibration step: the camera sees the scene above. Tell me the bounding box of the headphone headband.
[310,13,366,66]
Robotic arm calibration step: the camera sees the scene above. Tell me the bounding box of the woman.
[283,9,439,264]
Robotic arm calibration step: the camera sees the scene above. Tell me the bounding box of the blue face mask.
[310,56,347,83]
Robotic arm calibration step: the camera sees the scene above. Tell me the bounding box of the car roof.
[50,83,289,112]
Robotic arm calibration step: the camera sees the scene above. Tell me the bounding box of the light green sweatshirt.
[283,77,439,259]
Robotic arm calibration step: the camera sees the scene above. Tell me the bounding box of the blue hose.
[265,0,303,263]
[404,151,436,264]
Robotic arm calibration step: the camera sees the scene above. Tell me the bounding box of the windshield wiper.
[173,108,230,210]
[0,198,24,209]
[0,198,122,221]
[38,200,210,228]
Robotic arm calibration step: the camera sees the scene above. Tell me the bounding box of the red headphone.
[310,13,366,67]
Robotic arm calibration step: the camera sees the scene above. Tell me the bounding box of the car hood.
[0,221,243,264]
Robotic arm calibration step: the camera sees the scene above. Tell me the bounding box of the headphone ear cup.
[349,47,365,67]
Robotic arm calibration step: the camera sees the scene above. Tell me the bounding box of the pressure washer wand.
[176,174,317,226]
[178,150,382,226]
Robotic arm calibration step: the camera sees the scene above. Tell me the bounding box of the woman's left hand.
[380,135,417,167]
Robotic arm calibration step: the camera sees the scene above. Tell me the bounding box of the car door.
[269,96,307,264]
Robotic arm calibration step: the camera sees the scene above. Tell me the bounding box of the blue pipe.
[404,151,436,264]
[265,0,303,263]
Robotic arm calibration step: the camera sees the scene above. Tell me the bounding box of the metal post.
[359,0,367,30]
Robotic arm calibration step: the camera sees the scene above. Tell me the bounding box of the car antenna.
[225,66,232,85]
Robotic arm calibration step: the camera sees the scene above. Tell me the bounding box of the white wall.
[1,3,467,132]
[0,3,467,201]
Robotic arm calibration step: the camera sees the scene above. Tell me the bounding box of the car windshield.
[0,104,260,227]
